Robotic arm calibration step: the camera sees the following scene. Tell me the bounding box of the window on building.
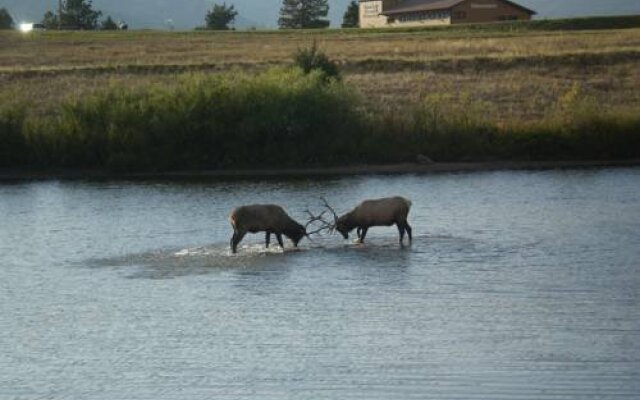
[398,10,450,22]
[363,3,380,17]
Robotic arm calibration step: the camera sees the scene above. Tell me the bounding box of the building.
[359,0,535,28]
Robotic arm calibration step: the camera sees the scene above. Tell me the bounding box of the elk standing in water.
[229,205,306,254]
[327,196,413,245]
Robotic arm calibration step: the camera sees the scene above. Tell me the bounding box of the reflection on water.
[1,168,639,399]
[88,234,429,280]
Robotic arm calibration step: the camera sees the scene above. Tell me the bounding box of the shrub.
[293,41,341,81]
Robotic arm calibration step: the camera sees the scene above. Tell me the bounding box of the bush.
[293,41,341,81]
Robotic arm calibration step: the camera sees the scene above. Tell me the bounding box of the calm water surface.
[1,168,639,399]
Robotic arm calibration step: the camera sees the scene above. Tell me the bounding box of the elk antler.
[320,197,339,230]
[304,197,338,236]
[304,209,333,236]
[303,197,340,237]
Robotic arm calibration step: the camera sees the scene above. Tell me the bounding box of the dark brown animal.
[229,204,306,253]
[334,196,413,245]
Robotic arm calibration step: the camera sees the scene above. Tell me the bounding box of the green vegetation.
[40,0,124,31]
[1,68,638,172]
[100,16,118,31]
[205,3,238,31]
[375,91,640,162]
[0,8,14,30]
[279,0,330,29]
[1,16,639,173]
[43,0,103,30]
[0,69,364,170]
[341,1,359,29]
[293,42,340,80]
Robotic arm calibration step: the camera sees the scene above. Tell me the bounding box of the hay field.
[1,23,640,122]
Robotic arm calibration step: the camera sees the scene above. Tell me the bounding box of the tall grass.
[1,68,639,172]
[0,100,30,167]
[2,68,365,171]
[370,87,640,162]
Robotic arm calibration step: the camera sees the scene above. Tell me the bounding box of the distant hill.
[2,0,640,29]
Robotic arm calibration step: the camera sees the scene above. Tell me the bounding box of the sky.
[2,0,640,29]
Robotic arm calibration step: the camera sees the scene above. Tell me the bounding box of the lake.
[1,168,639,399]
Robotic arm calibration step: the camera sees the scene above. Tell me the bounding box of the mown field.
[1,16,640,170]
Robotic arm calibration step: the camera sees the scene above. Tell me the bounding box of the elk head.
[289,222,306,247]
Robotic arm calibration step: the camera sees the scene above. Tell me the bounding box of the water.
[1,168,639,399]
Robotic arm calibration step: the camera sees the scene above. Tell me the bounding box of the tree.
[278,0,330,29]
[42,11,59,29]
[63,0,102,29]
[341,1,359,28]
[42,0,102,30]
[0,8,14,30]
[205,3,238,30]
[101,16,118,30]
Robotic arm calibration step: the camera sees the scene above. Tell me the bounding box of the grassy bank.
[1,69,364,170]
[2,68,639,171]
[1,16,639,172]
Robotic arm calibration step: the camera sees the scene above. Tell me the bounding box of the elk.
[325,196,413,245]
[229,204,308,253]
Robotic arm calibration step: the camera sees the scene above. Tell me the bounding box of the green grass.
[1,68,365,171]
[366,89,640,162]
[1,68,638,172]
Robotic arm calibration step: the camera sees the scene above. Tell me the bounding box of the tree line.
[0,0,359,31]
[0,1,123,30]
[207,0,359,30]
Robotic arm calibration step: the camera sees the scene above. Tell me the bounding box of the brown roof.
[381,0,536,16]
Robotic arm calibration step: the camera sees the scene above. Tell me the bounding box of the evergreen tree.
[63,0,102,29]
[42,0,102,30]
[101,16,119,30]
[278,0,330,29]
[341,0,359,28]
[205,3,238,30]
[41,11,59,29]
[0,8,14,30]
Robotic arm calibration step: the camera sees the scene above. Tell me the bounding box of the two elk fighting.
[228,196,413,253]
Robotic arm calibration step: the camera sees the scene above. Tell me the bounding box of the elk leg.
[356,227,362,240]
[397,223,406,246]
[359,227,368,244]
[231,232,245,254]
[265,231,271,248]
[405,222,413,243]
[276,233,284,249]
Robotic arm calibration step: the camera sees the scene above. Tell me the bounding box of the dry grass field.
[1,24,639,122]
[1,29,639,69]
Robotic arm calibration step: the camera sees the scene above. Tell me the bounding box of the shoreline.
[1,160,639,182]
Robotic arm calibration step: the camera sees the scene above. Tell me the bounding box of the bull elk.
[325,196,413,246]
[228,204,308,253]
